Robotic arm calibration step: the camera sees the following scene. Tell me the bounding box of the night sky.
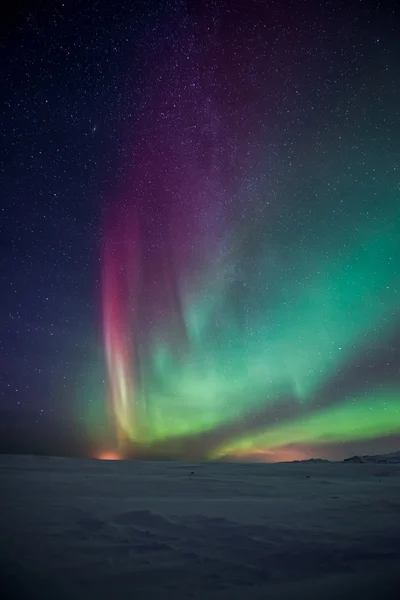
[1,0,399,461]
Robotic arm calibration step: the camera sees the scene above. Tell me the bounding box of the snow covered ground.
[1,454,399,599]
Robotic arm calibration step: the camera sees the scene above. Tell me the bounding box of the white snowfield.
[1,454,399,599]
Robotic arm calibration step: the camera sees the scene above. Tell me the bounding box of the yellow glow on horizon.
[94,450,122,461]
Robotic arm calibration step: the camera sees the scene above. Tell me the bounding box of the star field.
[1,0,399,460]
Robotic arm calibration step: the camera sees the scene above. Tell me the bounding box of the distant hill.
[293,458,330,464]
[343,451,400,464]
[293,451,400,465]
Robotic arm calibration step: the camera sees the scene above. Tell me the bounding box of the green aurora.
[82,187,399,460]
[82,28,400,462]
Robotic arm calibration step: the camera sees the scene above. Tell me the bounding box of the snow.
[1,454,400,599]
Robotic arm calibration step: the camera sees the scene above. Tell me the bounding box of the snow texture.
[1,454,400,599]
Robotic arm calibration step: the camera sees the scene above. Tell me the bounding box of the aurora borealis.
[98,4,400,461]
[101,165,400,460]
[1,0,399,460]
